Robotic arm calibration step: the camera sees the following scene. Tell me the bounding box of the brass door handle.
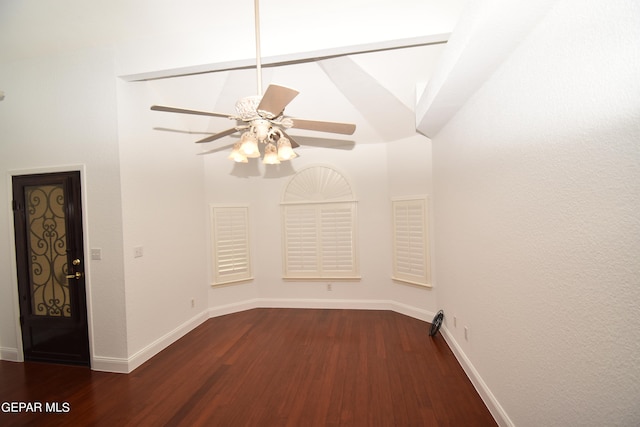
[66,272,84,280]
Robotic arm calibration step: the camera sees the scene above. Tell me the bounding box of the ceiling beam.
[119,34,450,82]
[416,0,559,138]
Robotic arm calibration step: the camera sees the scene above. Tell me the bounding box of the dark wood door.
[12,171,90,366]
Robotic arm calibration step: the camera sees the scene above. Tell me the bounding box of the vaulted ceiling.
[144,42,449,151]
[1,0,465,149]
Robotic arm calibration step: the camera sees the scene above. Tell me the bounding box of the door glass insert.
[25,184,71,317]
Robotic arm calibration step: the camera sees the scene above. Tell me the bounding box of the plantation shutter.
[320,204,356,274]
[392,198,430,286]
[212,206,252,285]
[283,205,319,275]
[282,166,359,279]
[283,202,357,278]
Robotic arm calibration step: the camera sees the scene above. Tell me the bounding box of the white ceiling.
[1,0,465,147]
[0,0,464,70]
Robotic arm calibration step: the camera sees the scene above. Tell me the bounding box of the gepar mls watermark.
[2,401,70,413]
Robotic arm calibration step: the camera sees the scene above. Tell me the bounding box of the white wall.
[129,47,442,320]
[0,46,213,370]
[0,49,128,364]
[116,77,210,370]
[199,133,439,316]
[426,0,640,425]
[203,142,395,306]
[385,134,438,312]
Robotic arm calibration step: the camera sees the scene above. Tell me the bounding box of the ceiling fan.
[150,0,356,164]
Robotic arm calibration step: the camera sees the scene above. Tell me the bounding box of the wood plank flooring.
[0,309,497,426]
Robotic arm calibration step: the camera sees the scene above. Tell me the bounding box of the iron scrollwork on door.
[25,184,72,317]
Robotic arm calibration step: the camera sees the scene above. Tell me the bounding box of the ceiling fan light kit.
[150,0,355,164]
[228,142,249,163]
[230,120,298,164]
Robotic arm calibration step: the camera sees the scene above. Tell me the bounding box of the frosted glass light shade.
[263,143,280,164]
[228,141,248,163]
[240,132,260,158]
[277,137,297,161]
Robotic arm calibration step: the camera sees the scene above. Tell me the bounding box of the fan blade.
[194,128,239,143]
[153,127,215,135]
[151,105,234,119]
[280,130,300,148]
[285,135,355,150]
[288,118,356,135]
[257,84,299,118]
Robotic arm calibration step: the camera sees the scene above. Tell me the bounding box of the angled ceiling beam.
[416,0,559,138]
[119,34,450,82]
[319,56,416,142]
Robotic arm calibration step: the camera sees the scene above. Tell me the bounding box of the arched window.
[281,166,359,279]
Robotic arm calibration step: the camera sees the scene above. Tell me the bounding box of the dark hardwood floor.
[0,309,496,426]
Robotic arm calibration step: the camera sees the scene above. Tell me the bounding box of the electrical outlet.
[327,283,332,291]
[453,316,457,327]
[191,298,195,308]
[464,326,469,341]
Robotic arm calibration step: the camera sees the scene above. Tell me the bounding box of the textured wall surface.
[430,0,640,425]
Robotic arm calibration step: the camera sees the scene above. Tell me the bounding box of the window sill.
[392,277,432,288]
[282,276,362,282]
[211,277,254,287]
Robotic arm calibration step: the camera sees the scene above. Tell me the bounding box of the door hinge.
[19,315,24,326]
[12,200,23,212]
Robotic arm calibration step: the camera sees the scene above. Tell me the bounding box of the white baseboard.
[207,298,263,318]
[91,310,208,374]
[255,298,394,310]
[389,300,435,322]
[91,356,130,373]
[441,326,513,427]
[0,347,20,362]
[207,298,437,320]
[207,298,388,318]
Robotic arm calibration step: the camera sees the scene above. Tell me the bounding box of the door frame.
[7,164,94,366]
